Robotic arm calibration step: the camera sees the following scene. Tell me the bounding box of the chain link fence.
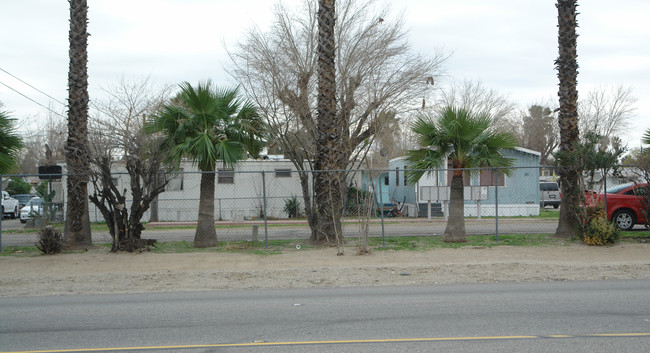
[2,165,647,248]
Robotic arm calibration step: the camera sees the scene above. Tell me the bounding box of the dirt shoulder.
[1,243,649,297]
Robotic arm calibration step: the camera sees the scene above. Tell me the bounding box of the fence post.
[494,168,499,243]
[262,171,269,248]
[379,174,385,247]
[603,168,608,217]
[218,198,222,221]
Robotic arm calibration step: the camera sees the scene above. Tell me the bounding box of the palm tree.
[64,0,92,248]
[148,82,264,247]
[0,102,22,174]
[313,0,342,245]
[554,0,580,237]
[405,107,518,242]
[643,129,650,145]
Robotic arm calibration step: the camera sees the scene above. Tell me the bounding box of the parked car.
[13,193,37,209]
[1,191,19,219]
[586,182,648,231]
[20,197,44,223]
[540,181,561,208]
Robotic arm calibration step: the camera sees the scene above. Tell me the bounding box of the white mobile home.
[60,158,307,222]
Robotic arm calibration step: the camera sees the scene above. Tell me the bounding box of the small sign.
[38,165,62,180]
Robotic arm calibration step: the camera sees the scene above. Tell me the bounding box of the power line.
[0,66,130,121]
[0,67,67,107]
[0,79,66,118]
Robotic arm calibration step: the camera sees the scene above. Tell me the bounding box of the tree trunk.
[312,171,344,244]
[64,0,92,249]
[298,170,319,241]
[313,0,342,244]
[194,171,217,247]
[149,196,159,222]
[554,0,580,237]
[444,171,467,242]
[148,164,163,222]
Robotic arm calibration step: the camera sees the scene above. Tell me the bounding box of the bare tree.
[366,111,403,167]
[87,78,173,252]
[434,80,518,129]
[578,85,637,141]
[518,105,559,165]
[16,107,67,174]
[229,0,446,243]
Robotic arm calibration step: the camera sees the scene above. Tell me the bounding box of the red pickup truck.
[586,182,648,231]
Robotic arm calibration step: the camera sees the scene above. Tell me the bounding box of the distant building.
[59,158,308,222]
[383,147,541,217]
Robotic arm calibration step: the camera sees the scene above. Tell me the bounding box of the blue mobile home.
[386,147,541,217]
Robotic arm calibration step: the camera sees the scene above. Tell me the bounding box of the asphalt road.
[1,280,649,352]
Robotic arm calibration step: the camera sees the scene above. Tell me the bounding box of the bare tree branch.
[578,85,637,141]
[87,77,173,252]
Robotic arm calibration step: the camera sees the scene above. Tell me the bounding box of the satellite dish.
[379,147,388,157]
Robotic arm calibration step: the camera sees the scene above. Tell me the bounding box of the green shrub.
[283,195,301,218]
[6,177,31,195]
[345,186,369,216]
[583,215,620,246]
[35,226,63,255]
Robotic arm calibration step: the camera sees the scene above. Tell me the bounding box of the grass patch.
[365,234,567,251]
[538,209,561,218]
[0,243,112,257]
[0,245,42,257]
[150,239,303,255]
[619,229,650,243]
[460,209,560,220]
[3,231,647,257]
[2,223,106,234]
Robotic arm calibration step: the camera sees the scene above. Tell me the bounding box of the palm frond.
[404,105,518,183]
[0,106,22,174]
[643,129,650,145]
[145,81,265,171]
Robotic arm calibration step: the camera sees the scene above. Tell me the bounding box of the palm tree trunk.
[313,0,342,244]
[554,0,580,237]
[444,171,466,242]
[194,171,217,247]
[64,0,92,248]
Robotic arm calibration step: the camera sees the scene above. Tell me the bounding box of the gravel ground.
[1,243,649,297]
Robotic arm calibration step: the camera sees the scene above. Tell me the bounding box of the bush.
[35,226,63,255]
[576,204,619,246]
[6,177,31,195]
[118,238,157,252]
[582,215,620,246]
[283,195,301,218]
[345,186,369,216]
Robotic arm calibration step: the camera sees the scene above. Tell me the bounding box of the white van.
[540,182,560,208]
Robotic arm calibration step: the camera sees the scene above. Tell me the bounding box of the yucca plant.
[283,195,301,219]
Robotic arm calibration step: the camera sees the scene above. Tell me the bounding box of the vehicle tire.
[20,219,26,224]
[553,204,559,209]
[11,206,18,219]
[612,209,635,231]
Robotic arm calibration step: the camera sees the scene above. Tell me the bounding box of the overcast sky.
[1,0,648,148]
